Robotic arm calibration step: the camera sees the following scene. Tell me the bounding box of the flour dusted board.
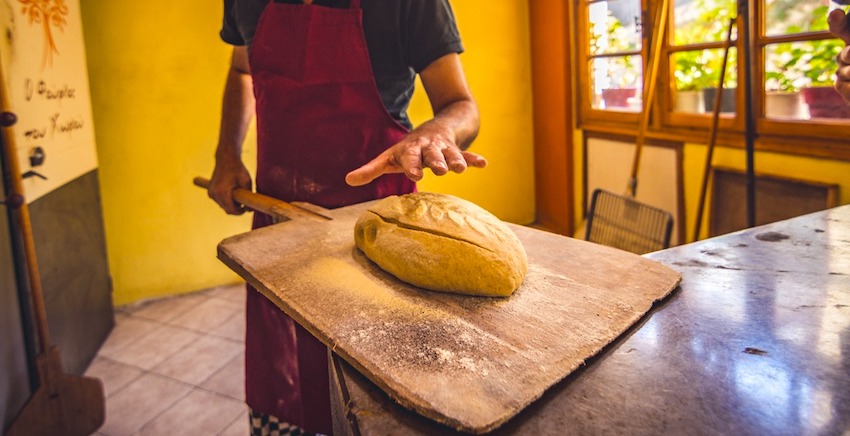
[218,201,681,433]
[0,0,98,202]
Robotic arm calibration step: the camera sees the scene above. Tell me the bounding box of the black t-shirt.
[221,0,464,128]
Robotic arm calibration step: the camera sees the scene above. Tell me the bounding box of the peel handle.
[193,176,322,222]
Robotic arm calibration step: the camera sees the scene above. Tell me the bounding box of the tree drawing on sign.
[19,0,69,70]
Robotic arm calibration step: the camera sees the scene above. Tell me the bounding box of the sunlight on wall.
[414,2,536,225]
[81,2,253,304]
[682,145,850,241]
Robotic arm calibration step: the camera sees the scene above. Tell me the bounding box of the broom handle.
[692,18,736,242]
[0,64,51,352]
[627,0,669,198]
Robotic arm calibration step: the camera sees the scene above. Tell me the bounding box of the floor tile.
[84,356,145,397]
[169,297,243,333]
[98,372,192,436]
[218,410,249,436]
[151,335,242,386]
[200,354,245,401]
[97,314,161,358]
[95,285,255,435]
[129,292,208,324]
[107,324,202,370]
[209,283,247,304]
[136,388,245,436]
[211,310,245,342]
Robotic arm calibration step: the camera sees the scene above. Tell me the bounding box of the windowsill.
[578,121,850,161]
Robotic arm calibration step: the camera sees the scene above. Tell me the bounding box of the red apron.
[246,0,415,432]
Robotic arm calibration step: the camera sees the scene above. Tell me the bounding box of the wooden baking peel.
[196,178,682,433]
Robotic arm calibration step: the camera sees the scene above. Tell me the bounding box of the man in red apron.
[207,1,484,433]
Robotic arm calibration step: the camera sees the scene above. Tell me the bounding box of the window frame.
[577,0,648,127]
[573,0,850,161]
[659,8,743,133]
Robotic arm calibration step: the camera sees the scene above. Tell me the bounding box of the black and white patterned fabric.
[249,409,324,436]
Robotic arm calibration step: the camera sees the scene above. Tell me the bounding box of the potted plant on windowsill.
[602,87,638,108]
[765,41,805,119]
[594,11,640,110]
[601,55,639,109]
[798,33,848,119]
[673,50,707,113]
[764,88,804,119]
[771,38,848,119]
[770,5,850,119]
[673,0,737,114]
[701,75,737,114]
[699,46,737,114]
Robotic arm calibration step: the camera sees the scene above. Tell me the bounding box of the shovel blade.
[5,349,105,436]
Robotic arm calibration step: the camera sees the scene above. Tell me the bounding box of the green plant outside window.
[672,0,738,92]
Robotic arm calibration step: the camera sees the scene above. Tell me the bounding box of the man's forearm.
[426,98,480,151]
[208,47,256,214]
[216,66,255,163]
[418,53,480,151]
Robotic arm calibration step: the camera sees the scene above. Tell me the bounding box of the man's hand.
[830,8,850,44]
[345,53,483,187]
[345,121,487,186]
[829,9,850,102]
[208,158,252,215]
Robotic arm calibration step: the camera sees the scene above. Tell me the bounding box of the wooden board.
[217,200,681,433]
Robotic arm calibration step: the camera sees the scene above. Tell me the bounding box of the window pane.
[591,56,643,111]
[589,0,642,55]
[764,39,848,119]
[673,0,737,46]
[764,0,841,37]
[672,48,738,114]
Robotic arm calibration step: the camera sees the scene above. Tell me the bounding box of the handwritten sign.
[0,0,98,203]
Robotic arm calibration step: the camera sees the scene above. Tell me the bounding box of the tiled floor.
[84,283,249,436]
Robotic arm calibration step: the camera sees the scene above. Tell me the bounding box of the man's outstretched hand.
[345,123,487,187]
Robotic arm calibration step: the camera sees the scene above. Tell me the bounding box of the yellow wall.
[81,1,536,305]
[414,2,536,225]
[682,144,850,241]
[81,2,253,305]
[571,131,850,243]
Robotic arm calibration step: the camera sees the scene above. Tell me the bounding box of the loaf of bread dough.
[354,192,528,297]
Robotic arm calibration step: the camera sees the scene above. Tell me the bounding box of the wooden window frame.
[573,0,850,161]
[576,0,647,128]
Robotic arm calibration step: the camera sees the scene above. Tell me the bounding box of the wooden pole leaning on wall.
[692,18,737,242]
[627,0,669,198]
[0,59,105,435]
[739,0,757,228]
